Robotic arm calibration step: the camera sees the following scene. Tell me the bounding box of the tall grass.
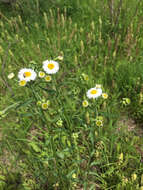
[0,0,143,189]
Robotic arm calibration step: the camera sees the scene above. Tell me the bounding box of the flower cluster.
[95,116,104,127]
[18,59,59,86]
[86,84,108,100]
[18,68,37,86]
[17,59,109,128]
[82,84,108,127]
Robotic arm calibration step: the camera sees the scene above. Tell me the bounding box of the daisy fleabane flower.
[45,75,52,82]
[102,93,108,99]
[18,68,37,82]
[19,80,27,86]
[42,60,59,74]
[38,71,45,78]
[82,100,89,107]
[86,87,102,99]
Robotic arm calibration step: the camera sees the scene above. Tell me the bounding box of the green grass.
[0,0,143,189]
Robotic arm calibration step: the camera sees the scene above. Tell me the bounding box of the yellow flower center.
[24,71,32,78]
[90,89,97,95]
[19,80,26,86]
[47,63,55,70]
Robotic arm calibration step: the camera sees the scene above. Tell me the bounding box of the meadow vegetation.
[0,0,143,189]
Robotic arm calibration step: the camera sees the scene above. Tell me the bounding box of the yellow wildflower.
[19,80,27,86]
[82,100,89,107]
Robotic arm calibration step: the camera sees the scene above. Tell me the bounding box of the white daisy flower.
[18,68,37,82]
[86,87,102,99]
[96,120,103,127]
[82,100,89,107]
[45,75,52,82]
[41,102,49,110]
[38,71,45,78]
[102,93,108,99]
[42,60,59,74]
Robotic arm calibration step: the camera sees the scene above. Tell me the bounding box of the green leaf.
[89,184,96,190]
[0,175,5,181]
[56,151,65,159]
[29,142,41,152]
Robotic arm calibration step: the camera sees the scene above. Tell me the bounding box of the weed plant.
[0,0,143,189]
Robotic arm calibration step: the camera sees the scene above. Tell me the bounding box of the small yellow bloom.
[38,71,45,78]
[140,186,143,190]
[41,103,49,110]
[102,93,108,99]
[19,80,27,86]
[53,183,59,187]
[131,173,137,181]
[56,118,63,127]
[96,120,103,127]
[96,116,103,127]
[45,75,51,82]
[72,173,77,179]
[82,100,89,107]
[72,133,78,139]
[37,101,42,106]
